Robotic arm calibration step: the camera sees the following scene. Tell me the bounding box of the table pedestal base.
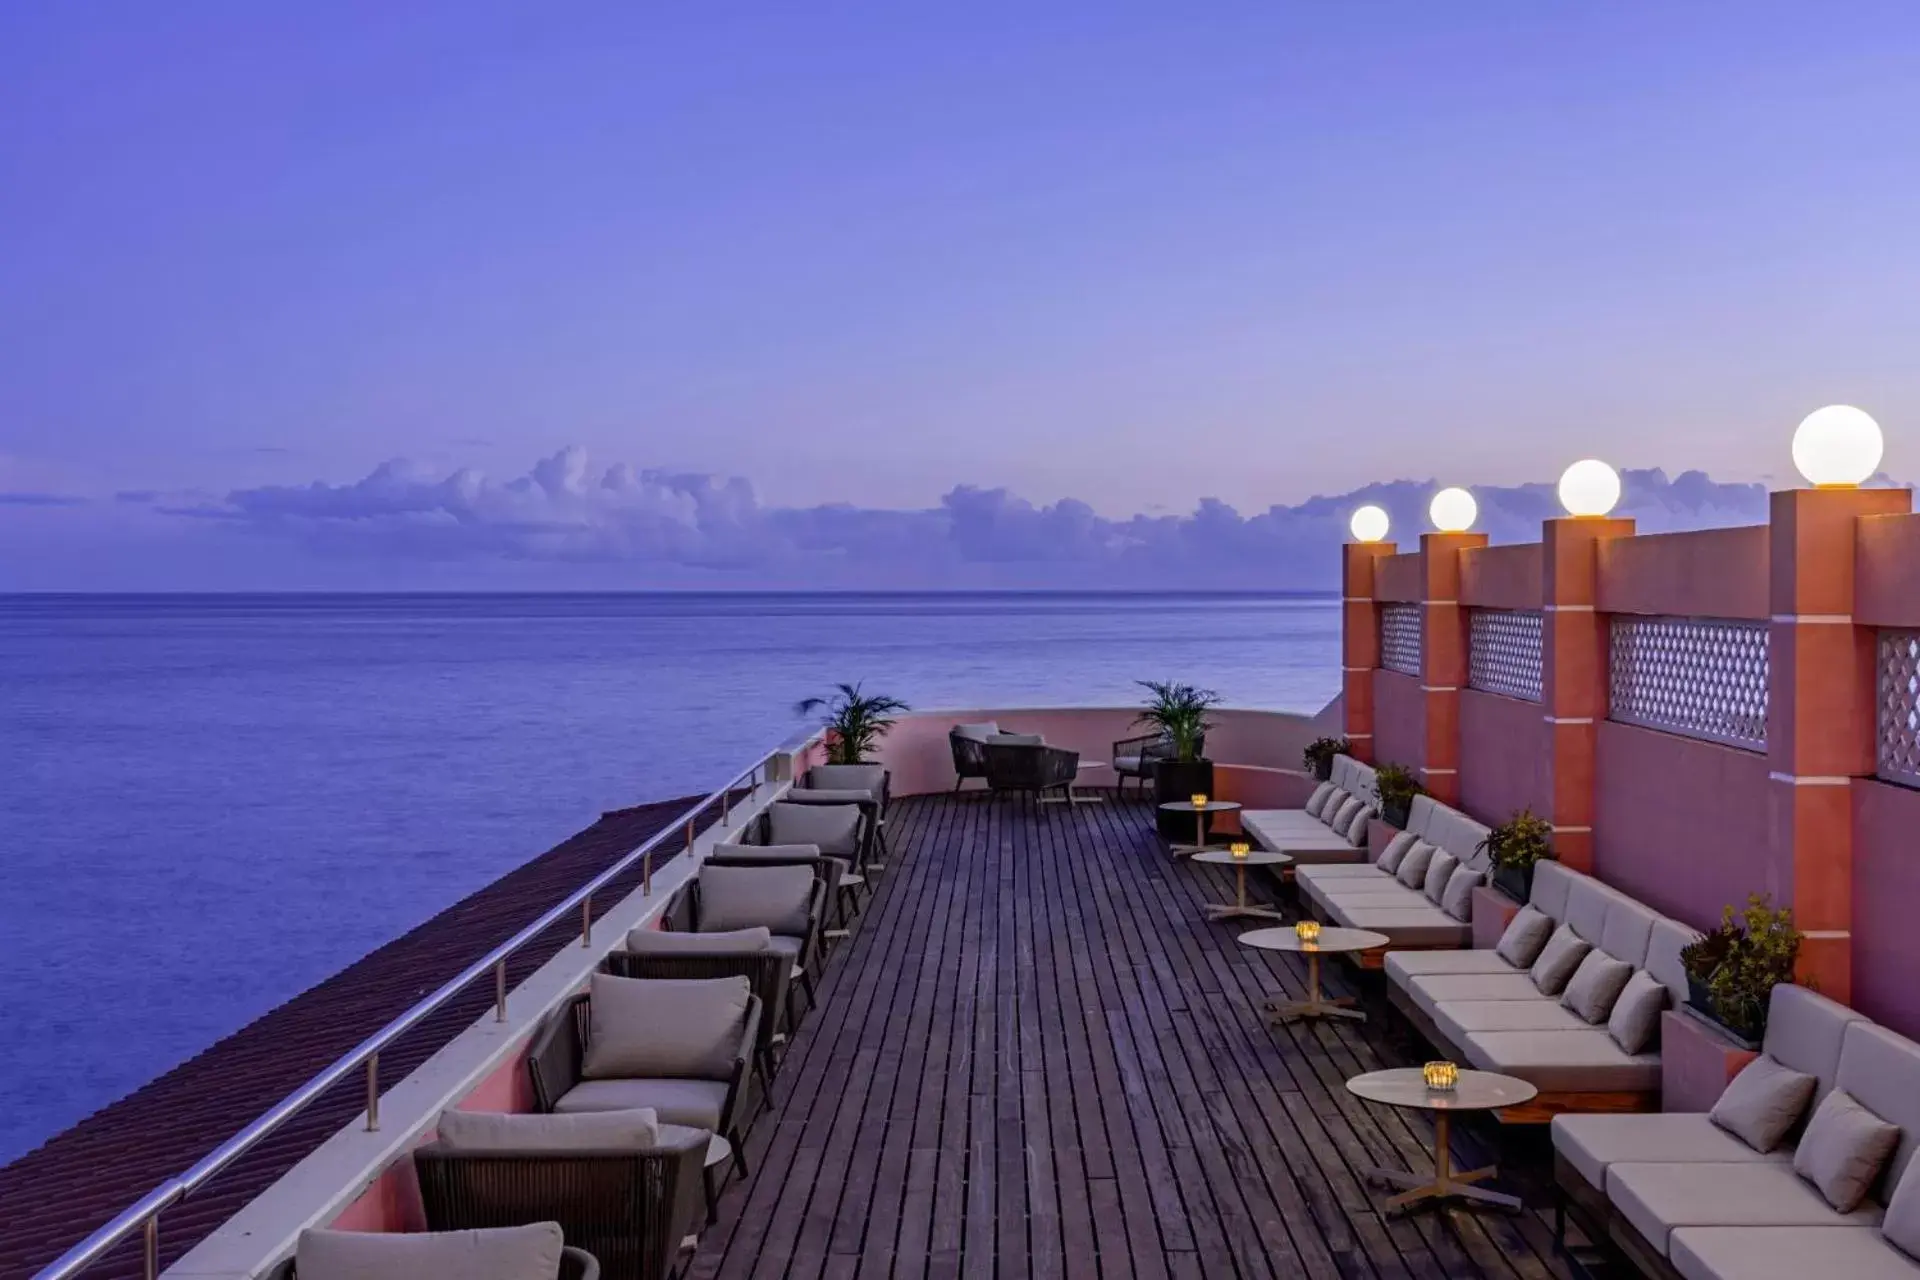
[1362,1114,1520,1214]
[1205,863,1284,922]
[1265,953,1367,1023]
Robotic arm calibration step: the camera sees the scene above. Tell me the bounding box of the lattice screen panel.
[1607,616,1769,750]
[1469,609,1544,701]
[1879,630,1920,787]
[1380,604,1422,676]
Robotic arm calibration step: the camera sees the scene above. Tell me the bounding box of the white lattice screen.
[1380,604,1422,676]
[1879,630,1920,787]
[1607,616,1769,750]
[1468,610,1543,701]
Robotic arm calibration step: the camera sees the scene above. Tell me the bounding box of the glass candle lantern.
[1229,841,1250,860]
[1294,919,1321,943]
[1191,793,1209,809]
[1423,1061,1459,1091]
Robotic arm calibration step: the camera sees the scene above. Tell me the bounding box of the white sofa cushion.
[1436,999,1588,1044]
[1766,985,1870,1106]
[1462,1028,1660,1093]
[554,1077,730,1130]
[699,863,814,935]
[1440,864,1481,922]
[1422,850,1457,904]
[1794,1089,1902,1213]
[1833,1021,1920,1205]
[1551,1112,1789,1190]
[1495,906,1554,969]
[1606,1161,1882,1256]
[1669,1226,1918,1280]
[1385,949,1519,981]
[1713,1054,1817,1154]
[1395,841,1435,889]
[1882,1149,1920,1262]
[1376,830,1416,871]
[1530,924,1592,995]
[1329,902,1471,947]
[1404,971,1543,1018]
[1328,795,1364,835]
[1561,950,1634,1025]
[628,925,772,954]
[1341,801,1371,845]
[296,1225,565,1280]
[437,1107,661,1151]
[1608,969,1670,1055]
[1304,781,1336,817]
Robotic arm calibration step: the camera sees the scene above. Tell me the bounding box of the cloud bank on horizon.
[8,446,1896,592]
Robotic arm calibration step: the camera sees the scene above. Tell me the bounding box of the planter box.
[1491,862,1533,904]
[1662,1009,1760,1112]
[1366,817,1401,859]
[1471,885,1522,951]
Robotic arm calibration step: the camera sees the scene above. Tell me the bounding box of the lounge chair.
[272,1223,597,1280]
[663,857,827,1031]
[796,763,891,862]
[1111,730,1199,798]
[948,722,1001,791]
[606,925,791,1084]
[982,739,1082,803]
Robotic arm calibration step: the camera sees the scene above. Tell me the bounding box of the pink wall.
[1370,671,1424,771]
[1457,690,1545,824]
[1591,721,1777,928]
[1376,553,1423,602]
[1597,525,1770,620]
[1850,780,1920,1041]
[1459,543,1542,610]
[1857,512,1920,628]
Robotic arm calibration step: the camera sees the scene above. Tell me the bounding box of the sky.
[2,2,1916,589]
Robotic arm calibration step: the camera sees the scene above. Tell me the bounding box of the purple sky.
[2,3,1915,588]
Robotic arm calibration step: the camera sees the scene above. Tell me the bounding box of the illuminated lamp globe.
[1349,504,1390,543]
[1557,458,1621,517]
[1792,405,1883,487]
[1428,486,1477,533]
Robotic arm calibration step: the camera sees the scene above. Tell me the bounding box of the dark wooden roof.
[694,792,1578,1280]
[0,797,702,1280]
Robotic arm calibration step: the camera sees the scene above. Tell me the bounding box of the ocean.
[0,591,1339,1163]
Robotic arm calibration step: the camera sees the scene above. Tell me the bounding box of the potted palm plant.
[1135,680,1221,837]
[1373,762,1421,828]
[1479,809,1554,903]
[1680,894,1802,1048]
[795,682,910,764]
[1302,736,1351,782]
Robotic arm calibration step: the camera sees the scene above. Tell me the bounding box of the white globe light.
[1557,458,1622,517]
[1349,504,1390,543]
[1792,405,1884,487]
[1428,486,1477,533]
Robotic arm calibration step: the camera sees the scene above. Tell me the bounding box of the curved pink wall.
[1592,721,1776,928]
[1370,672,1424,772]
[1850,780,1920,1041]
[1597,525,1770,620]
[1457,690,1544,825]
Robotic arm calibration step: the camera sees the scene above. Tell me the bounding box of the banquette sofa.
[1239,754,1379,862]
[1552,984,1920,1280]
[1385,860,1697,1122]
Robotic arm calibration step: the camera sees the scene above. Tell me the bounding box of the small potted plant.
[1302,736,1351,782]
[795,682,910,764]
[1135,680,1221,838]
[1681,894,1802,1048]
[1479,809,1554,903]
[1373,762,1422,828]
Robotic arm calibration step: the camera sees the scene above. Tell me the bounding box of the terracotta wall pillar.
[1768,487,1912,1001]
[1418,531,1487,805]
[1342,542,1395,763]
[1540,516,1635,873]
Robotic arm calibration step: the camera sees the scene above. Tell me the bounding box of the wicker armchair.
[982,740,1081,802]
[694,855,831,1023]
[527,989,761,1176]
[416,1141,699,1280]
[947,722,1001,791]
[267,1242,599,1280]
[798,763,892,862]
[605,946,791,1084]
[767,790,879,876]
[1111,732,1204,797]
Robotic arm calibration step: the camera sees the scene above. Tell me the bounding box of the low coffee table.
[1344,1068,1538,1214]
[1190,848,1293,921]
[1159,799,1242,857]
[1237,925,1387,1023]
[1039,760,1108,806]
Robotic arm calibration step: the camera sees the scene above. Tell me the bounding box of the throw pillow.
[1440,863,1481,922]
[1495,906,1554,968]
[1395,840,1435,889]
[1793,1089,1901,1213]
[582,972,751,1081]
[1342,801,1372,846]
[437,1106,661,1152]
[1560,949,1634,1024]
[1305,782,1336,818]
[1710,1054,1817,1153]
[297,1224,565,1280]
[1607,969,1669,1054]
[1329,796,1364,836]
[1423,850,1458,904]
[1376,830,1417,872]
[1529,923,1592,995]
[1321,788,1350,826]
[1881,1150,1920,1262]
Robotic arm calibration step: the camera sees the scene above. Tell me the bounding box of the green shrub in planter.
[1373,762,1422,828]
[794,682,909,764]
[1302,736,1351,782]
[1680,894,1801,1045]
[1479,809,1554,903]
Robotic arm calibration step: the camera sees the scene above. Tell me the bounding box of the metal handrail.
[34,737,812,1280]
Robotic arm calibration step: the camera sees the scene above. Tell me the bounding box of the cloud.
[109,446,1852,590]
[0,491,87,507]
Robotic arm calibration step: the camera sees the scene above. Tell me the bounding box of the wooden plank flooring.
[687,792,1582,1280]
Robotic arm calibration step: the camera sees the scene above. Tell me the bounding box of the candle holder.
[1423,1060,1459,1092]
[1294,919,1321,943]
[1229,841,1250,861]
[1191,793,1209,809]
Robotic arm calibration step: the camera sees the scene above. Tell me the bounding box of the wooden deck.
[689,792,1583,1280]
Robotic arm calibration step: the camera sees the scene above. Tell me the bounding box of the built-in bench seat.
[1551,985,1920,1280]
[1292,788,1494,962]
[1239,755,1377,864]
[1385,861,1697,1121]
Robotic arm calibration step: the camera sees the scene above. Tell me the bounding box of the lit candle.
[1191,793,1209,809]
[1230,841,1250,860]
[1295,919,1321,943]
[1423,1061,1459,1091]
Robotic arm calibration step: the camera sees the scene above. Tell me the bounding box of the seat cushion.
[699,863,814,935]
[1551,1112,1789,1190]
[1385,949,1520,982]
[1669,1226,1919,1280]
[296,1224,566,1280]
[1436,999,1589,1044]
[1406,972,1545,1018]
[437,1106,661,1152]
[628,925,772,954]
[1794,1089,1902,1213]
[1297,862,1395,881]
[1332,904,1471,947]
[582,972,750,1082]
[1114,754,1143,773]
[1713,1054,1817,1154]
[555,1076,732,1130]
[1462,1028,1660,1092]
[805,763,884,797]
[1242,811,1361,854]
[1607,1161,1883,1256]
[767,933,804,958]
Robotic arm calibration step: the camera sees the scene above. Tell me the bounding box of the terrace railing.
[34,735,814,1280]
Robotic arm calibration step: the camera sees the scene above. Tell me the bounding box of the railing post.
[494,959,508,1022]
[721,785,731,827]
[364,1054,379,1131]
[1342,540,1395,762]
[643,849,652,897]
[581,894,593,948]
[685,817,695,851]
[143,1215,159,1280]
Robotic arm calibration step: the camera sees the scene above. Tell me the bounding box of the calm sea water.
[0,592,1338,1162]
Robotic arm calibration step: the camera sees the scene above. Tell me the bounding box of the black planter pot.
[1681,982,1763,1051]
[1312,757,1333,782]
[1154,758,1216,839]
[1492,862,1532,905]
[1381,798,1411,829]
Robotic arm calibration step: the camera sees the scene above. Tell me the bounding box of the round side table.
[1158,799,1242,857]
[1189,848,1293,922]
[1344,1068,1538,1214]
[1237,925,1387,1023]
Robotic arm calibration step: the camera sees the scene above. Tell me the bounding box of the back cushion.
[1563,877,1614,944]
[1644,918,1698,1005]
[1529,861,1575,921]
[628,925,771,954]
[954,722,1000,741]
[297,1224,565,1280]
[1834,1022,1920,1204]
[1404,794,1437,841]
[438,1106,660,1152]
[1599,899,1658,969]
[712,841,820,860]
[807,763,884,795]
[583,972,750,1081]
[699,864,814,935]
[766,801,861,855]
[1764,985,1869,1106]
